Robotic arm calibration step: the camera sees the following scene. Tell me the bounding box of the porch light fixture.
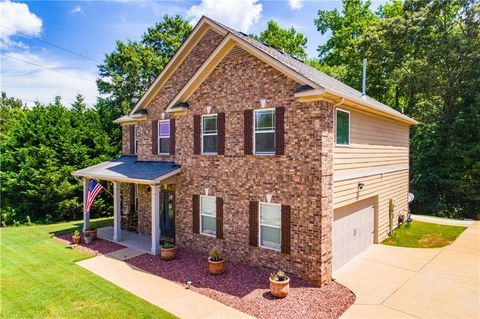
[204,188,209,196]
[260,99,267,108]
[358,182,365,190]
[161,112,166,120]
[206,106,212,114]
[266,194,272,203]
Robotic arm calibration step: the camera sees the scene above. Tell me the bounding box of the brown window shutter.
[192,194,200,233]
[152,120,158,155]
[193,115,201,155]
[130,184,136,214]
[218,112,225,155]
[129,125,135,155]
[275,106,285,155]
[244,110,253,155]
[170,119,175,155]
[281,205,291,254]
[216,197,224,239]
[249,200,259,246]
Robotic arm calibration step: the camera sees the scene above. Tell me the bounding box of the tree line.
[1,0,478,226]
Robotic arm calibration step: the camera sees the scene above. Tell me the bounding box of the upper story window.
[336,109,350,146]
[259,202,281,251]
[158,120,171,154]
[202,114,218,154]
[200,195,216,236]
[254,109,275,155]
[134,125,139,154]
[134,184,139,212]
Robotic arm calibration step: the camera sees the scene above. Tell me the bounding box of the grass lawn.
[382,220,466,248]
[0,218,176,319]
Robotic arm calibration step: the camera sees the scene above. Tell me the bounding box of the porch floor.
[97,226,151,253]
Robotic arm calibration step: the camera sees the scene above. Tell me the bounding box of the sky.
[0,0,388,107]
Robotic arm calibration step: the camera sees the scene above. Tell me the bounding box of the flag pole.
[94,179,114,197]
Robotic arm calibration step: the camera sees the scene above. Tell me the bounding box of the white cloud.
[288,0,303,10]
[0,1,43,45]
[187,0,262,33]
[1,51,98,107]
[70,5,82,14]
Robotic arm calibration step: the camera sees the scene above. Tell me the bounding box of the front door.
[160,189,175,243]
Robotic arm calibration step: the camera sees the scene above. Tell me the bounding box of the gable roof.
[129,16,417,125]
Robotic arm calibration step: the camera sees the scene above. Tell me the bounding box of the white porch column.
[113,181,122,242]
[83,178,89,232]
[151,185,161,255]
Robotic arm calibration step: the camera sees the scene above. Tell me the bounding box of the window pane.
[255,110,275,131]
[159,121,170,137]
[203,135,218,153]
[159,138,170,154]
[203,115,217,134]
[260,204,281,227]
[201,197,216,216]
[255,132,275,153]
[260,226,281,250]
[336,110,349,145]
[201,215,216,235]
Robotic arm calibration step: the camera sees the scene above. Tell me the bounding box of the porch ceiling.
[72,155,180,185]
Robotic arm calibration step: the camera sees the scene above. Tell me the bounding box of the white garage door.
[333,205,374,271]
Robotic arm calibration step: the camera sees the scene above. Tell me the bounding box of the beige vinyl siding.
[333,106,410,241]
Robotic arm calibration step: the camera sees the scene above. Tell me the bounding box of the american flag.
[84,179,104,214]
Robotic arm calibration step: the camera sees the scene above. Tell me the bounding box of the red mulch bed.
[53,233,126,256]
[127,249,355,319]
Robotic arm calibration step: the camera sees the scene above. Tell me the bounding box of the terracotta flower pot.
[84,229,97,240]
[160,246,177,261]
[208,258,225,275]
[269,276,290,298]
[72,235,81,245]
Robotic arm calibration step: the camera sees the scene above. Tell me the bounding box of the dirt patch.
[128,249,355,319]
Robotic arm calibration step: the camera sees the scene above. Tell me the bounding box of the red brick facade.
[120,32,334,285]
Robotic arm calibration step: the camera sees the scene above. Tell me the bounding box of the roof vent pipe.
[362,59,367,100]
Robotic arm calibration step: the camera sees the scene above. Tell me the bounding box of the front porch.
[72,155,181,255]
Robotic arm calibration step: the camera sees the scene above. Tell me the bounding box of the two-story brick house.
[73,16,417,285]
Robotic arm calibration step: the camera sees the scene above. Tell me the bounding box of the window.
[134,125,139,154]
[158,120,170,154]
[336,109,350,146]
[259,203,281,251]
[254,109,275,155]
[202,114,218,154]
[134,184,139,212]
[200,196,216,236]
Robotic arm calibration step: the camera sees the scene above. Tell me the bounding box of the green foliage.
[0,92,117,224]
[162,242,174,249]
[255,20,308,60]
[209,247,224,261]
[270,270,287,282]
[382,221,466,248]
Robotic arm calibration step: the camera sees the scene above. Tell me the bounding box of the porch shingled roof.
[72,155,180,184]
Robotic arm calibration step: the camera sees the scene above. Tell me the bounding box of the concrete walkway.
[77,248,252,319]
[335,222,480,319]
[411,214,476,227]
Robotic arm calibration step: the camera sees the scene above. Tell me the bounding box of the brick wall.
[120,36,334,284]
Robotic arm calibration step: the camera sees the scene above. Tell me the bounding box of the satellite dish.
[408,192,415,203]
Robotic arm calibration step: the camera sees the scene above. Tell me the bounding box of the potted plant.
[208,247,225,275]
[84,235,93,245]
[269,270,290,298]
[160,242,177,261]
[84,226,97,240]
[72,230,82,245]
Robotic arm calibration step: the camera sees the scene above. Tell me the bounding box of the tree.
[71,94,87,113]
[256,20,308,60]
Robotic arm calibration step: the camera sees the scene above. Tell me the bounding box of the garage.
[332,202,375,271]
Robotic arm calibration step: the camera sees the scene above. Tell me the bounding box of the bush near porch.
[0,218,176,319]
[381,220,466,248]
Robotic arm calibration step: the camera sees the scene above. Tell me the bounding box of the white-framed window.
[134,125,139,154]
[335,108,350,146]
[200,195,216,236]
[259,202,281,251]
[158,120,171,154]
[254,108,275,155]
[202,114,218,154]
[134,184,139,212]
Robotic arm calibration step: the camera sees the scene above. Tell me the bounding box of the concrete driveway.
[335,222,480,319]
